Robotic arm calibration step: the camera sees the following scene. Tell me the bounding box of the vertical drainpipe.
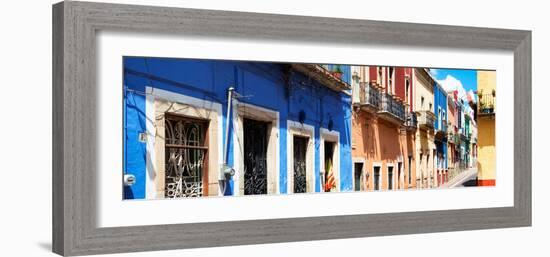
[224,87,234,165]
[219,87,235,196]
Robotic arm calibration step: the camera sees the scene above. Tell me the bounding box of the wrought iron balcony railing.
[447,131,460,145]
[447,127,454,138]
[453,133,461,145]
[379,93,405,121]
[440,120,448,133]
[478,92,495,116]
[435,119,448,138]
[459,128,471,141]
[405,111,418,129]
[358,82,381,110]
[417,110,435,129]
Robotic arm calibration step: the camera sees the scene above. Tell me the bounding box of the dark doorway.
[374,166,381,191]
[243,118,268,195]
[354,163,364,191]
[408,155,412,186]
[388,166,394,190]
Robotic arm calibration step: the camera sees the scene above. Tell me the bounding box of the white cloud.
[436,74,471,103]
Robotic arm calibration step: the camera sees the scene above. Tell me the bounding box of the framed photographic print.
[52,1,531,256]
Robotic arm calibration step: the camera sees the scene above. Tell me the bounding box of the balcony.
[454,133,461,145]
[290,64,351,92]
[356,82,381,112]
[378,93,406,124]
[460,128,470,141]
[478,92,495,117]
[447,131,458,145]
[448,131,460,145]
[404,111,417,130]
[447,127,460,144]
[435,120,448,138]
[417,110,435,130]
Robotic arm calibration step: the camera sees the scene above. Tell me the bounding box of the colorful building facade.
[123,57,354,199]
[442,85,480,183]
[477,70,496,186]
[446,92,464,180]
[123,58,491,200]
[350,66,415,191]
[433,82,448,185]
[413,68,436,188]
[462,102,474,168]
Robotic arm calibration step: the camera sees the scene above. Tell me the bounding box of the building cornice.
[291,64,351,92]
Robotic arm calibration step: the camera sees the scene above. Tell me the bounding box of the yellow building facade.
[413,68,436,188]
[476,71,496,186]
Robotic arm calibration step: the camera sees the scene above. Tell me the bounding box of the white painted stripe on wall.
[144,90,157,199]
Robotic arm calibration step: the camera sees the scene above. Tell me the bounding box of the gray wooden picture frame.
[52,1,531,256]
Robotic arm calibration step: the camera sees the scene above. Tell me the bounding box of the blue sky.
[429,68,477,102]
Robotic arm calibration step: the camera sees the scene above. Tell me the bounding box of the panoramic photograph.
[122,57,496,200]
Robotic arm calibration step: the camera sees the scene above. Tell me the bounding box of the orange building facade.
[351,66,417,191]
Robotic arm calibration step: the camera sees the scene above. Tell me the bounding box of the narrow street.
[442,168,478,188]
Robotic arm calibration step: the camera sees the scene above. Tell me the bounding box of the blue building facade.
[433,82,448,182]
[123,57,353,199]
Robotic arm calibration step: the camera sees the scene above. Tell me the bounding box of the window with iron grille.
[293,136,308,193]
[164,114,208,198]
